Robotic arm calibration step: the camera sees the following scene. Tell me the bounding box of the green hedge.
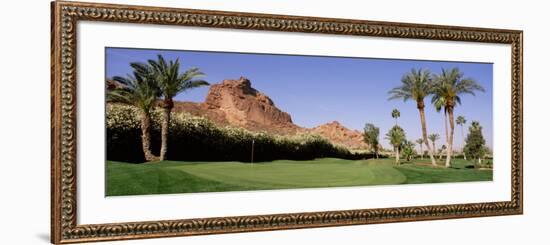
[106,104,370,163]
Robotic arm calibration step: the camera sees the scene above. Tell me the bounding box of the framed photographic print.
[51,0,523,243]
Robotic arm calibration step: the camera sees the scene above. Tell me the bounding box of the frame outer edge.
[519,31,524,214]
[55,0,522,34]
[51,1,62,244]
[51,1,524,243]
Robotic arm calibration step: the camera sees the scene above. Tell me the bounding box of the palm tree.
[385,125,405,165]
[456,115,467,160]
[391,109,401,126]
[145,55,209,161]
[433,97,449,160]
[107,71,160,162]
[415,138,424,159]
[428,133,440,163]
[433,97,449,140]
[432,68,485,167]
[402,140,416,162]
[439,145,447,159]
[389,68,437,166]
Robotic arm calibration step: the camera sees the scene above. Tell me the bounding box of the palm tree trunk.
[461,125,466,160]
[444,111,449,146]
[441,110,448,161]
[395,146,400,165]
[432,141,437,162]
[139,111,157,162]
[418,105,437,166]
[159,107,171,161]
[445,108,455,168]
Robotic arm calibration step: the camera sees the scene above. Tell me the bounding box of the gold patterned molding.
[51,1,523,244]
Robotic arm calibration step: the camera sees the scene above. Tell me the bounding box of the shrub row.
[106,104,372,163]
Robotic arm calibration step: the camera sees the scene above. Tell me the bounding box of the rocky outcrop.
[173,77,299,135]
[205,77,294,127]
[172,77,367,149]
[106,79,124,90]
[310,121,367,149]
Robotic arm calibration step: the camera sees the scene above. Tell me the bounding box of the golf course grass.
[106,158,493,196]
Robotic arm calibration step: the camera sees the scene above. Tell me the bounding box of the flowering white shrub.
[106,104,358,162]
[106,104,162,130]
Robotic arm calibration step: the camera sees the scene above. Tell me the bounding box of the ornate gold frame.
[51,1,523,243]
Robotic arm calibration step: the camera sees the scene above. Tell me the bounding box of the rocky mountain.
[172,77,367,149]
[310,121,368,149]
[173,77,300,135]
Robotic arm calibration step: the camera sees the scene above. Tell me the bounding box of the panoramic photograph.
[105,47,493,196]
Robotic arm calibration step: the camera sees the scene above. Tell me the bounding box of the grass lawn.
[106,158,493,196]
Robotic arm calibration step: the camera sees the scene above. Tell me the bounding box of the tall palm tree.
[428,133,440,163]
[416,138,424,159]
[432,68,485,167]
[107,71,160,162]
[456,115,467,160]
[391,109,401,126]
[145,55,209,161]
[433,97,449,159]
[385,126,405,164]
[389,68,437,166]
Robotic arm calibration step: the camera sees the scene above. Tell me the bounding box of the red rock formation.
[204,77,294,127]
[310,121,368,149]
[171,77,367,149]
[173,77,299,135]
[106,79,124,90]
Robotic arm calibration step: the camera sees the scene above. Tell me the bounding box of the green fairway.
[106,158,493,196]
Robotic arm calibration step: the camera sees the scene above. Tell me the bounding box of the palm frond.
[130,62,153,76]
[431,67,485,110]
[389,68,432,102]
[107,72,159,112]
[181,79,210,91]
[145,55,210,100]
[428,133,440,142]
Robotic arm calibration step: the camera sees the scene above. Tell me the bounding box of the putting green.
[106,158,492,196]
[173,158,406,189]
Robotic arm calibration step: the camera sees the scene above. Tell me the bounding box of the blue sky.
[106,47,493,150]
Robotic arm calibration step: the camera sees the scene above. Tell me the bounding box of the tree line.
[363,68,488,167]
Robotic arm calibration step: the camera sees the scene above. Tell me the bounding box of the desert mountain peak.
[311,121,366,149]
[221,76,252,89]
[174,77,298,135]
[172,77,368,149]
